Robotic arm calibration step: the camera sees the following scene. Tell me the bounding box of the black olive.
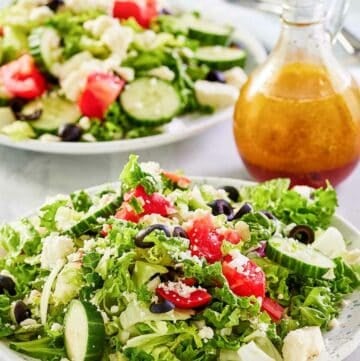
[58,124,83,142]
[0,275,16,296]
[12,301,31,324]
[206,70,226,83]
[9,98,28,114]
[230,40,244,49]
[16,109,43,121]
[47,0,64,11]
[209,199,234,220]
[173,226,189,239]
[232,202,253,220]
[160,267,184,283]
[160,8,172,15]
[220,185,239,202]
[150,299,175,313]
[261,211,277,220]
[135,224,171,248]
[289,225,315,244]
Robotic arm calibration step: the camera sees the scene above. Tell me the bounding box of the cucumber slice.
[24,96,80,133]
[120,78,181,126]
[195,46,247,70]
[28,27,62,73]
[188,20,233,46]
[67,195,123,237]
[64,300,105,361]
[0,107,15,129]
[266,237,335,278]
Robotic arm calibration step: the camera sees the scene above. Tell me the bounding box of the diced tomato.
[156,281,212,309]
[180,277,197,287]
[0,26,4,37]
[78,72,125,119]
[218,229,242,245]
[100,224,112,237]
[113,0,157,28]
[187,214,223,264]
[1,55,46,99]
[222,255,266,298]
[261,297,285,322]
[115,185,173,222]
[162,171,191,189]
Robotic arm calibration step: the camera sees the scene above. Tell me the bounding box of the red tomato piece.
[180,277,197,287]
[78,72,125,119]
[113,0,157,28]
[222,254,266,298]
[187,215,223,264]
[261,297,285,322]
[218,229,242,245]
[162,171,191,189]
[115,186,173,222]
[156,281,212,309]
[1,55,46,99]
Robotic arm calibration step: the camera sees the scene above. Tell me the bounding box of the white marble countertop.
[0,0,359,360]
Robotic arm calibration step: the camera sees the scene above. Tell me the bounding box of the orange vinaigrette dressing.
[234,62,360,187]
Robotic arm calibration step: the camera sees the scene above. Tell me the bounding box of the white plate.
[0,0,267,154]
[0,177,359,360]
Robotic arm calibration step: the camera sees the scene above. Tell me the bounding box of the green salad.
[0,155,359,361]
[0,0,247,143]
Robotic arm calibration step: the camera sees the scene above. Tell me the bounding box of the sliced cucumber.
[0,107,15,129]
[266,236,335,278]
[188,19,233,46]
[28,27,62,73]
[25,96,80,133]
[195,46,246,70]
[64,300,105,361]
[120,78,181,126]
[67,195,123,237]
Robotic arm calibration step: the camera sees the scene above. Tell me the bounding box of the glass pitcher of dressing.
[233,0,360,187]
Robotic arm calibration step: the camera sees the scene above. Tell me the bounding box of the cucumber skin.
[28,28,48,72]
[67,195,123,237]
[120,78,182,126]
[196,53,247,71]
[266,238,334,278]
[65,300,105,361]
[188,28,231,46]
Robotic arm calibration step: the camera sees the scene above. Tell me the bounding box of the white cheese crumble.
[78,116,91,130]
[113,66,135,82]
[40,233,74,270]
[282,326,325,361]
[158,281,204,299]
[55,206,82,231]
[51,323,63,332]
[148,66,175,81]
[39,134,61,142]
[82,133,97,143]
[224,67,248,89]
[20,318,37,327]
[194,80,239,108]
[198,326,214,340]
[228,250,249,273]
[29,6,53,22]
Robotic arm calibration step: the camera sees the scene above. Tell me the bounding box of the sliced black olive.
[160,267,184,283]
[209,199,234,220]
[289,225,315,244]
[135,224,171,248]
[16,109,43,121]
[9,98,28,114]
[261,210,277,220]
[160,8,172,15]
[12,301,31,324]
[232,202,253,220]
[206,70,226,83]
[0,275,16,296]
[58,124,83,142]
[230,40,245,49]
[47,0,64,11]
[150,299,175,313]
[220,185,239,202]
[173,226,189,239]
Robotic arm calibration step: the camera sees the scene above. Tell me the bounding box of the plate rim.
[1,176,359,361]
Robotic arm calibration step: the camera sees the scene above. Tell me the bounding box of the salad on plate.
[0,155,359,361]
[0,0,247,143]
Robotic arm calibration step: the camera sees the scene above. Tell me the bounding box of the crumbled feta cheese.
[313,227,346,259]
[101,25,134,61]
[328,318,340,329]
[282,327,325,361]
[64,0,112,12]
[55,206,82,231]
[84,238,96,251]
[51,323,63,332]
[79,116,91,130]
[228,250,249,272]
[223,67,248,89]
[25,290,41,306]
[20,318,37,327]
[342,248,360,265]
[194,80,239,108]
[148,66,175,81]
[181,47,194,58]
[40,233,74,270]
[158,281,205,299]
[198,326,214,340]
[39,134,61,142]
[29,6,53,22]
[110,305,119,314]
[292,185,314,200]
[234,220,250,241]
[82,133,97,142]
[140,161,162,183]
[113,66,135,82]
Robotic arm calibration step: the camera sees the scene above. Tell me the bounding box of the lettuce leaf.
[39,200,67,233]
[240,179,337,229]
[70,190,93,212]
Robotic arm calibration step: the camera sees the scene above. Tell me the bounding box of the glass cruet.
[233,0,360,188]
